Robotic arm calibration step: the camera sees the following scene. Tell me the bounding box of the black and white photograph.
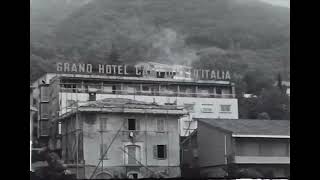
[30,0,290,179]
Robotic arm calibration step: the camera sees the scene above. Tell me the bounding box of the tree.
[238,97,259,119]
[242,70,272,95]
[256,87,290,120]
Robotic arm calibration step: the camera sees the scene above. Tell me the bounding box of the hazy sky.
[260,0,290,8]
[30,0,290,8]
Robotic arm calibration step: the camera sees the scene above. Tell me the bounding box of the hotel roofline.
[45,73,234,86]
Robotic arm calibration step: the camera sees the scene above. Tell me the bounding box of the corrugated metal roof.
[197,118,290,136]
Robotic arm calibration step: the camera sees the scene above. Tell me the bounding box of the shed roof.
[197,118,290,137]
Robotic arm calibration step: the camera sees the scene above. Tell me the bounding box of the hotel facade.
[31,62,238,143]
[30,62,239,177]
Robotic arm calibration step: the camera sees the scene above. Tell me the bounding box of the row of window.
[99,118,165,132]
[61,83,226,93]
[100,144,168,163]
[184,103,231,113]
[235,140,290,157]
[59,83,233,98]
[57,117,165,135]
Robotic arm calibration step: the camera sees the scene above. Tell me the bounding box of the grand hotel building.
[31,62,238,150]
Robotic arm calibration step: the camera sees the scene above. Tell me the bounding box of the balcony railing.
[59,87,235,98]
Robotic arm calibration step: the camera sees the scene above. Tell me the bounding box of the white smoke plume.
[148,28,199,65]
[109,17,199,66]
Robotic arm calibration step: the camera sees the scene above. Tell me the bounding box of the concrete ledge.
[234,156,290,164]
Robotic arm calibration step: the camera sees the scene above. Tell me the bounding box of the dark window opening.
[158,145,165,158]
[112,85,116,94]
[89,92,96,101]
[216,87,222,94]
[157,72,165,78]
[155,145,167,159]
[142,86,149,91]
[128,119,136,130]
[72,84,76,93]
[132,173,138,179]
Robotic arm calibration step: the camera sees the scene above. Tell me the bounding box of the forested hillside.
[30,0,290,119]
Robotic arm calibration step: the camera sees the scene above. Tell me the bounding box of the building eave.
[55,107,187,122]
[56,73,232,86]
[79,107,187,115]
[232,134,290,138]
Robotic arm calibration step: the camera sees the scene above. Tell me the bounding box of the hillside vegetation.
[30,0,290,119]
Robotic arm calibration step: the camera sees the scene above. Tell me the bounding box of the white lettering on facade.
[86,64,92,73]
[99,64,104,74]
[55,62,232,80]
[64,63,70,72]
[57,63,63,72]
[78,64,85,73]
[71,64,77,72]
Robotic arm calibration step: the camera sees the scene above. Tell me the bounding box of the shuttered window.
[99,117,107,131]
[100,144,108,160]
[127,146,137,165]
[153,145,167,159]
[157,119,165,132]
[125,145,140,165]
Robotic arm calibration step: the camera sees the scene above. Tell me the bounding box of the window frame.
[220,104,231,113]
[88,92,96,101]
[125,145,141,165]
[201,104,214,113]
[99,117,108,131]
[128,119,136,131]
[154,145,167,160]
[157,119,165,132]
[99,144,109,160]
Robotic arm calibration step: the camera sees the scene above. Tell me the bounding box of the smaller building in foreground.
[181,119,290,178]
[55,98,187,179]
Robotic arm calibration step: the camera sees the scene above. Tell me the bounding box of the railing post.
[231,86,236,98]
[195,86,198,97]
